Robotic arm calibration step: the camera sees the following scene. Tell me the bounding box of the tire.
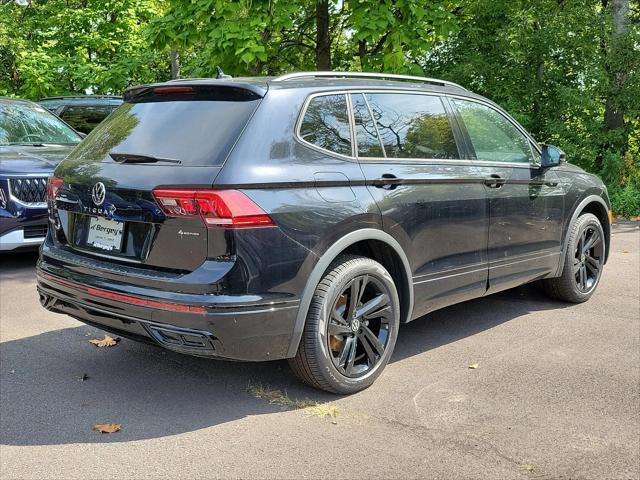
[288,254,400,394]
[543,213,605,303]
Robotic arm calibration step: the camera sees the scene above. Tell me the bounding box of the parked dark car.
[38,95,122,134]
[0,97,81,251]
[37,72,611,393]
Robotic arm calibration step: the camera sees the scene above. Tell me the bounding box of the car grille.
[9,177,48,205]
[24,225,48,239]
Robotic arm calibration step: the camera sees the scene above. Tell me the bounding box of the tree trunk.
[170,49,180,79]
[597,0,630,171]
[603,0,629,132]
[316,0,331,70]
[358,40,367,70]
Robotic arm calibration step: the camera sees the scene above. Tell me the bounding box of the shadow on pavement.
[0,250,40,281]
[0,269,570,447]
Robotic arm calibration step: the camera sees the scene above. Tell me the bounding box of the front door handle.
[375,173,402,190]
[484,174,506,188]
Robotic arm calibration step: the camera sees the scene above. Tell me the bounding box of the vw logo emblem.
[92,182,106,206]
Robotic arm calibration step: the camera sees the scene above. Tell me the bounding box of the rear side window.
[60,105,114,134]
[351,93,384,157]
[299,94,352,156]
[66,98,260,167]
[452,99,533,164]
[364,93,458,159]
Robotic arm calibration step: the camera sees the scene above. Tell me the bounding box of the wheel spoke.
[360,325,385,357]
[356,275,368,306]
[329,322,353,336]
[346,278,364,320]
[579,265,587,290]
[331,308,348,326]
[572,259,581,274]
[337,336,354,369]
[585,255,600,275]
[356,293,389,319]
[583,230,600,252]
[345,336,358,375]
[359,332,377,365]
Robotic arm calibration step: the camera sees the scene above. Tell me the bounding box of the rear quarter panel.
[215,87,382,298]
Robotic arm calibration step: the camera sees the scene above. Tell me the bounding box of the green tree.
[0,0,169,98]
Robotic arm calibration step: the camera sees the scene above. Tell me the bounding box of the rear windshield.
[67,99,260,166]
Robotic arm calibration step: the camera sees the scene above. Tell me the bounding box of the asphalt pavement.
[1,222,638,479]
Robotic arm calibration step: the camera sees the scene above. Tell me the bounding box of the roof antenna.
[215,66,232,79]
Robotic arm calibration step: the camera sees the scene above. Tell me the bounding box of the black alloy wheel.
[327,274,393,378]
[573,224,604,293]
[289,255,400,394]
[543,213,606,303]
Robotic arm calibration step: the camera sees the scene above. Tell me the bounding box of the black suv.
[37,72,611,393]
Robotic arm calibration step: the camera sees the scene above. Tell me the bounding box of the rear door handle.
[374,173,402,190]
[484,174,506,188]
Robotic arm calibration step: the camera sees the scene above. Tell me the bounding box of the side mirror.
[76,130,87,139]
[541,144,565,168]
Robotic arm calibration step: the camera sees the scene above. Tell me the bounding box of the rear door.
[450,98,564,293]
[353,91,489,319]
[51,83,264,272]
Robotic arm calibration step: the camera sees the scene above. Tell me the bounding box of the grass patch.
[247,382,340,418]
[520,464,535,474]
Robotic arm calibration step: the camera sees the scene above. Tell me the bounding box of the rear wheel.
[544,213,605,303]
[288,255,400,394]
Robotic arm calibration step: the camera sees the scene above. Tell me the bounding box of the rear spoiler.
[124,81,267,103]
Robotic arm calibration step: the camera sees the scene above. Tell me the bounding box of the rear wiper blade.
[109,153,182,164]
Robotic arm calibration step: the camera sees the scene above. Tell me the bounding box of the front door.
[451,98,564,294]
[352,92,489,319]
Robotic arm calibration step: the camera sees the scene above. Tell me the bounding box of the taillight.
[153,86,194,94]
[152,189,275,228]
[47,176,63,201]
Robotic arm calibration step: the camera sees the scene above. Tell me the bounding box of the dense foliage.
[1,0,638,214]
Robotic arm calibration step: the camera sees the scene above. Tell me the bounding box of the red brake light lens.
[47,176,63,201]
[152,189,275,228]
[153,86,194,94]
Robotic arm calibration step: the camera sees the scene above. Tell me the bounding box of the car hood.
[0,144,77,176]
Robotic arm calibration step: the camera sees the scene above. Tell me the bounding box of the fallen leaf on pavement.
[468,363,479,369]
[89,335,119,348]
[93,423,121,434]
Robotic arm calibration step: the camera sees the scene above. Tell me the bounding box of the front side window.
[364,93,459,159]
[452,99,533,164]
[299,94,352,156]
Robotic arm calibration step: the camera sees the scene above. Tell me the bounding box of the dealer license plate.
[86,216,124,252]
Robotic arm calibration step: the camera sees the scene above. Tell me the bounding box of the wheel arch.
[557,194,611,277]
[285,229,413,358]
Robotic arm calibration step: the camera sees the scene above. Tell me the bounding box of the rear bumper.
[36,266,300,362]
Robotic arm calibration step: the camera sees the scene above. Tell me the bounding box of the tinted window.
[453,99,533,163]
[352,93,384,157]
[365,93,458,159]
[0,102,80,145]
[299,94,352,156]
[60,105,114,133]
[66,99,260,167]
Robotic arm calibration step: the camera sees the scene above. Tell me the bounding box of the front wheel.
[543,213,605,303]
[288,255,400,394]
